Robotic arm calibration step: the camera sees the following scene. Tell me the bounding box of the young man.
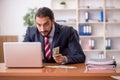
[23,7,85,64]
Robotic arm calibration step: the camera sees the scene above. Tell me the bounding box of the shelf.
[53,9,76,11]
[51,0,120,58]
[56,22,76,25]
[106,36,120,38]
[79,22,104,24]
[106,49,120,53]
[83,49,103,52]
[106,8,120,10]
[105,22,120,24]
[84,49,120,53]
[78,8,103,11]
[80,36,104,38]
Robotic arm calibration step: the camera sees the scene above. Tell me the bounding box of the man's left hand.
[53,54,66,64]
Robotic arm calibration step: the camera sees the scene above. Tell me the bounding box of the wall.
[0,0,51,41]
[0,1,2,33]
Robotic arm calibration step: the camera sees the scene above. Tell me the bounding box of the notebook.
[3,42,43,68]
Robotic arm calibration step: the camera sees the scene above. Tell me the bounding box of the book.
[86,64,116,69]
[87,67,116,70]
[100,10,104,22]
[86,64,116,70]
[79,25,84,35]
[86,58,116,65]
[86,58,117,70]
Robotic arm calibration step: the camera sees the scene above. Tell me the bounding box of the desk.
[0,63,120,80]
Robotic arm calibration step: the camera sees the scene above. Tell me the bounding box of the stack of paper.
[86,58,117,70]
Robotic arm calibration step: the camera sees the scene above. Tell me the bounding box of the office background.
[0,0,120,64]
[0,0,51,41]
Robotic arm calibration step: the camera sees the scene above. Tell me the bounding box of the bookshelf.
[51,0,120,61]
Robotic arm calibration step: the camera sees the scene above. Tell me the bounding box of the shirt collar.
[49,24,55,38]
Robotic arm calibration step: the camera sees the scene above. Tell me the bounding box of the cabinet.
[0,36,18,62]
[51,0,120,61]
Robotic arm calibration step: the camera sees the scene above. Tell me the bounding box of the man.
[23,7,85,64]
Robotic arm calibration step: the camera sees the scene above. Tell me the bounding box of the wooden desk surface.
[0,63,120,77]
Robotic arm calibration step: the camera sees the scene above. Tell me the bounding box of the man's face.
[36,16,54,37]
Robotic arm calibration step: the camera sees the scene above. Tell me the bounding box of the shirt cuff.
[61,56,68,64]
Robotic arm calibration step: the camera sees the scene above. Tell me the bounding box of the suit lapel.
[37,32,45,61]
[52,23,61,49]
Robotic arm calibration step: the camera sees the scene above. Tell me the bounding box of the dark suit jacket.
[23,23,85,64]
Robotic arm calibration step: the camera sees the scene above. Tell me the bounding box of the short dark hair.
[35,7,54,20]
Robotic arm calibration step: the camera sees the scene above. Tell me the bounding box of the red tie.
[44,36,51,60]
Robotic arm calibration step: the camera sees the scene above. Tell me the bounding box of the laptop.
[3,42,43,68]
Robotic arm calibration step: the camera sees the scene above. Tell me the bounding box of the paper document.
[45,65,77,69]
[87,58,116,65]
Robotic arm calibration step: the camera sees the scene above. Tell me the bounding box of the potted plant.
[22,8,37,37]
[60,1,66,9]
[23,8,37,27]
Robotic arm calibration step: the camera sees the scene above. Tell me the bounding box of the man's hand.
[53,54,66,64]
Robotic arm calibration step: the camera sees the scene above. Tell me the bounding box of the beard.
[40,30,51,37]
